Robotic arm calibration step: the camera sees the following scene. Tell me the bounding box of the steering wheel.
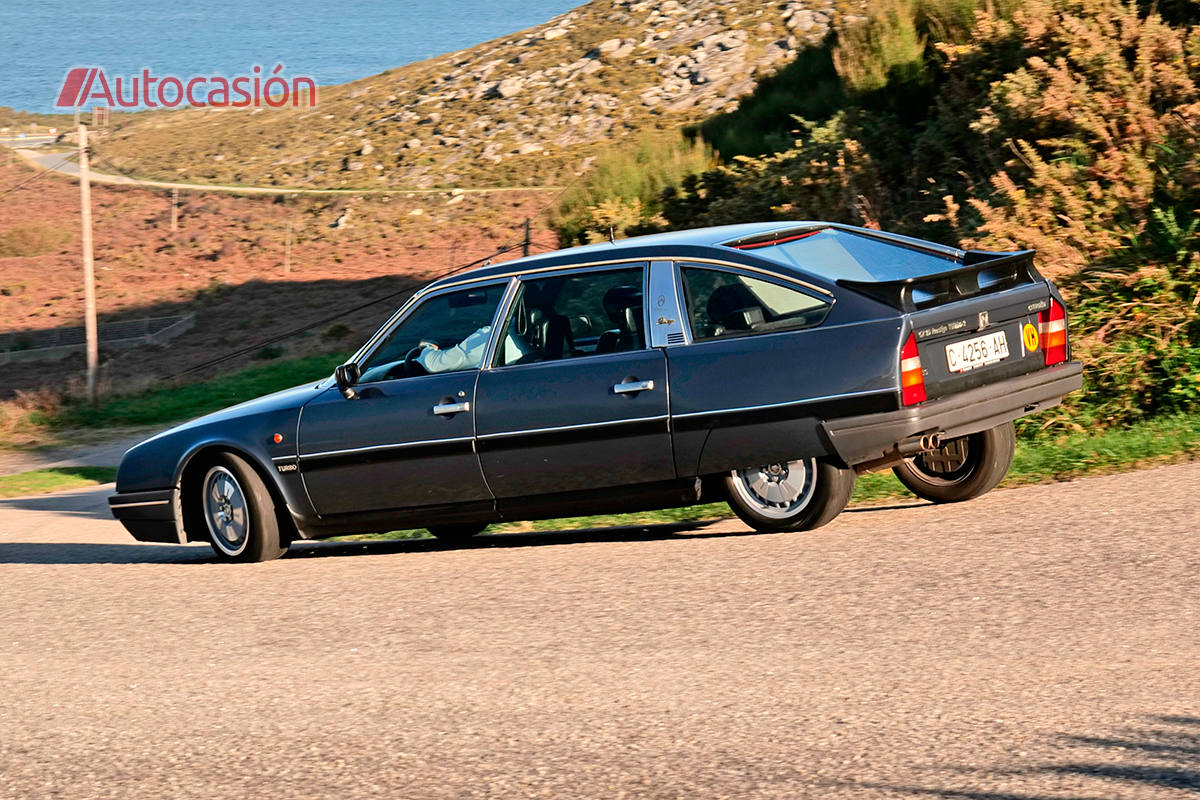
[377,346,429,381]
[403,345,429,377]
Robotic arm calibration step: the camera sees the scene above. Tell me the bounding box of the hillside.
[0,156,556,402]
[95,0,840,189]
[608,0,1200,431]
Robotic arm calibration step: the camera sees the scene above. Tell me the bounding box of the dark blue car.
[109,222,1083,561]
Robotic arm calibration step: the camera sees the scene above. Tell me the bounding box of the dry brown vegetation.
[0,157,557,402]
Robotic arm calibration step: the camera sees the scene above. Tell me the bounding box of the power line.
[0,156,74,201]
[163,242,527,380]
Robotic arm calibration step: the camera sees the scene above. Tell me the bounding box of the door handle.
[433,401,470,415]
[613,379,654,394]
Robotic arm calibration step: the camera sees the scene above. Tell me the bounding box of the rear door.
[666,263,868,476]
[473,264,675,499]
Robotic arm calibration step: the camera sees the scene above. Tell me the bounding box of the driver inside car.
[416,324,529,373]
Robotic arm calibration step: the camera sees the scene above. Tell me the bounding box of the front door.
[473,265,675,499]
[297,281,509,517]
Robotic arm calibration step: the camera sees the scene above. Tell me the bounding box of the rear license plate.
[945,331,1009,373]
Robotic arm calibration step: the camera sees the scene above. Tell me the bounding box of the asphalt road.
[1,463,1198,799]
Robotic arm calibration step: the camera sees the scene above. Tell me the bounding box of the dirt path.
[0,429,157,476]
[1,462,1198,799]
[13,147,563,195]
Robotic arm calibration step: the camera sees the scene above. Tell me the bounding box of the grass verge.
[0,467,118,499]
[333,412,1200,541]
[32,353,346,432]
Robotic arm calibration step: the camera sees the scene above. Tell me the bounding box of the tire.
[892,421,1015,504]
[196,453,288,562]
[724,458,856,533]
[426,523,488,543]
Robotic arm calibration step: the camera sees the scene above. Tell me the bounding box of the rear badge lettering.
[977,311,989,330]
[277,463,298,473]
[915,319,969,340]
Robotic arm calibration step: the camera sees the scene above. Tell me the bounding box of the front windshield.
[357,282,506,382]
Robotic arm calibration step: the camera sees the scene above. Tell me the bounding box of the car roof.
[425,221,966,291]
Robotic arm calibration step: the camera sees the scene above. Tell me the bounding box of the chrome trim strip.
[271,455,297,463]
[351,277,514,381]
[299,435,475,461]
[672,389,892,420]
[420,255,834,299]
[480,276,522,370]
[346,255,833,374]
[109,499,171,509]
[478,414,669,440]
[482,266,649,370]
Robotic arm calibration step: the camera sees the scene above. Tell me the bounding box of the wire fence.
[0,313,195,365]
[0,135,580,389]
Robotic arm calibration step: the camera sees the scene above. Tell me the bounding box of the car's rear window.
[731,228,958,283]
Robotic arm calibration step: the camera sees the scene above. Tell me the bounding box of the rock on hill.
[97,0,837,189]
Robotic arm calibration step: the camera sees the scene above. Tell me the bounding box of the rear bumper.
[821,361,1083,466]
[108,488,181,544]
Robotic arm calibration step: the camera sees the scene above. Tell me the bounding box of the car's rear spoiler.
[837,249,1042,312]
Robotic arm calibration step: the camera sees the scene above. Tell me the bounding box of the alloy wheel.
[728,458,818,520]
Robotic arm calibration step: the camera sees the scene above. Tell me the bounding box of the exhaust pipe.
[919,432,944,451]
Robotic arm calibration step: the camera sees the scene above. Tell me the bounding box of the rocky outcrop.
[102,0,845,189]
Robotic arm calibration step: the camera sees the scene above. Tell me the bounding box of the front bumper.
[821,361,1083,466]
[108,488,181,544]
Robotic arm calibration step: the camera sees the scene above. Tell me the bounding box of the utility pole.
[522,217,531,257]
[78,124,99,404]
[283,221,293,274]
[170,188,178,231]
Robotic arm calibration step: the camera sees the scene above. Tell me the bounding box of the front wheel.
[197,453,288,562]
[724,458,856,533]
[892,421,1015,504]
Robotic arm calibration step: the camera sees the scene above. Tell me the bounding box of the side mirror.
[334,363,361,399]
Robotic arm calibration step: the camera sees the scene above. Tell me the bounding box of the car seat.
[706,283,766,335]
[524,280,574,361]
[596,286,644,353]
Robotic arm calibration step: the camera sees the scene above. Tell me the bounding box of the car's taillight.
[900,332,926,405]
[1039,298,1068,366]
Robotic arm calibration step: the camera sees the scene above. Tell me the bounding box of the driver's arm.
[416,326,491,373]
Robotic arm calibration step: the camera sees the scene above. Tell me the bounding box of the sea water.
[0,0,579,113]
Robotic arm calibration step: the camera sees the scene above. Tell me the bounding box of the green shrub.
[646,0,1199,431]
[0,222,73,257]
[551,132,713,245]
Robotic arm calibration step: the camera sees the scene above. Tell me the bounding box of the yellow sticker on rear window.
[1023,322,1040,353]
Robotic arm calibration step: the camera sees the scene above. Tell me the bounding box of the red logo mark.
[54,65,317,109]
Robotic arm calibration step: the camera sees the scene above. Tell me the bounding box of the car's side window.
[680,266,830,341]
[493,267,646,367]
[357,282,506,383]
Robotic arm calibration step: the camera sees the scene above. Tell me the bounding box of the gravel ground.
[1,463,1198,799]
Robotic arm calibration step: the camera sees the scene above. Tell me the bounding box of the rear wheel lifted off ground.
[195,453,288,562]
[724,458,856,533]
[892,421,1016,504]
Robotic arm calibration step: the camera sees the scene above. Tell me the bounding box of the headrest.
[707,283,764,330]
[602,286,643,327]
